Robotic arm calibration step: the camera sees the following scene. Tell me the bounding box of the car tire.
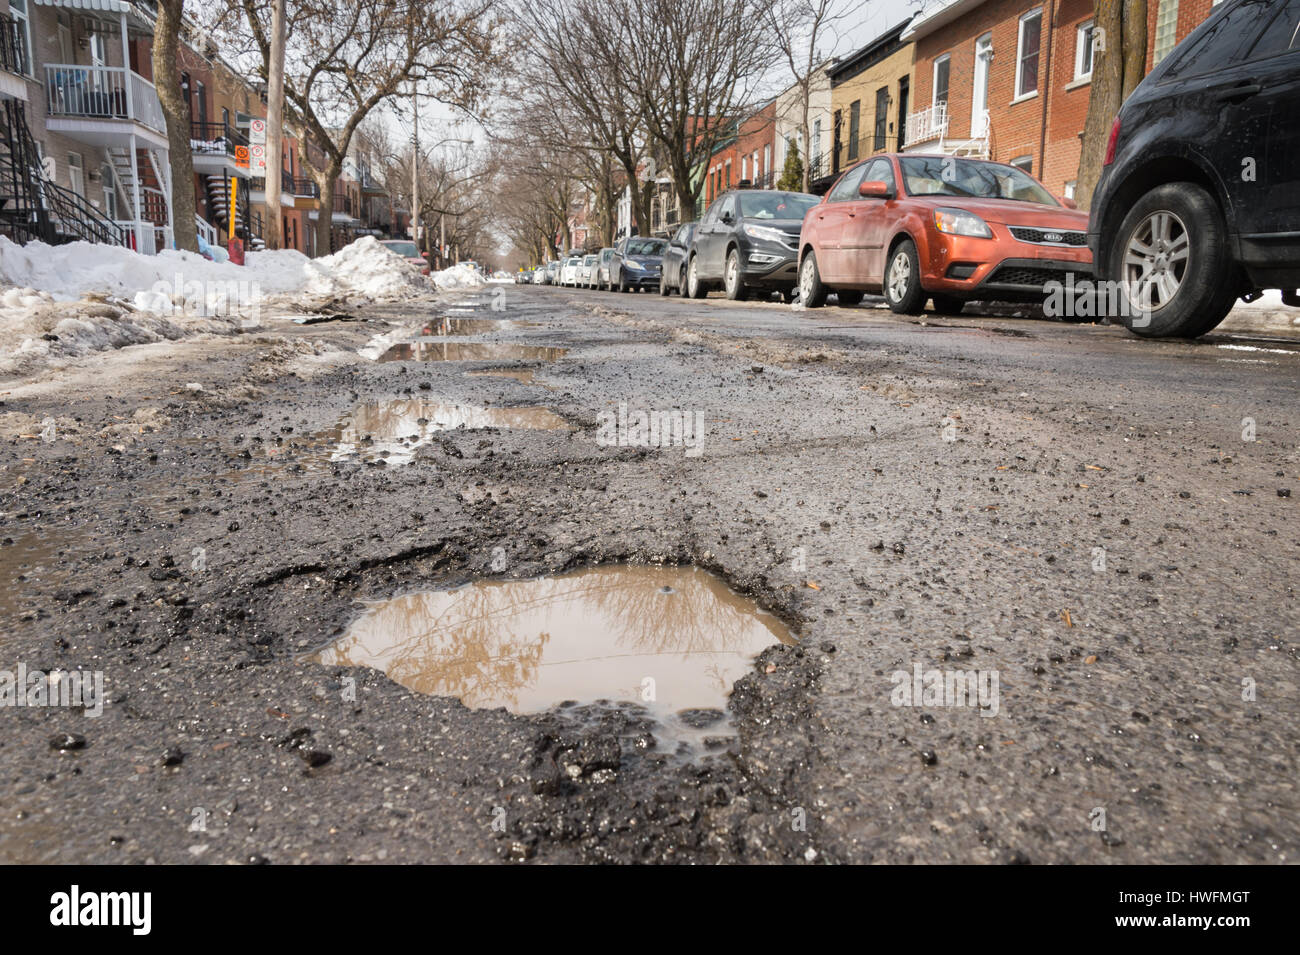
[618,271,628,293]
[659,270,670,296]
[884,239,927,315]
[677,266,688,296]
[1108,182,1240,338]
[686,256,707,298]
[724,249,749,300]
[798,250,828,308]
[930,294,965,315]
[837,290,865,307]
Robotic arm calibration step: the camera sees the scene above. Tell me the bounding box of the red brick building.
[903,0,1219,199]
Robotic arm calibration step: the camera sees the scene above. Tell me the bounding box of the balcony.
[44,64,166,138]
[289,176,320,198]
[905,103,948,147]
[191,121,248,157]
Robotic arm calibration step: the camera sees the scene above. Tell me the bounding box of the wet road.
[1,283,1296,863]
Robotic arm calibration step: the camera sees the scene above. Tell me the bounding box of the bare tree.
[232,0,501,255]
[764,0,844,192]
[1075,0,1147,208]
[153,0,199,252]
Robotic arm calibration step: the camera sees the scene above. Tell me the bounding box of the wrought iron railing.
[0,14,27,76]
[191,121,247,156]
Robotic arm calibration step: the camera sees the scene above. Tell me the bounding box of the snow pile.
[311,237,432,300]
[432,263,486,290]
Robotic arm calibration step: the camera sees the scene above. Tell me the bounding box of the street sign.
[235,145,250,169]
[249,118,266,145]
[250,143,266,174]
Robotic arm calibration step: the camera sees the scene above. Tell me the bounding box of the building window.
[763,145,771,180]
[1064,180,1077,200]
[847,99,860,160]
[101,164,117,219]
[1016,9,1043,98]
[67,152,84,197]
[932,54,950,110]
[1010,155,1033,174]
[1075,20,1095,80]
[1153,0,1180,65]
[9,0,32,75]
[812,119,821,159]
[873,87,889,151]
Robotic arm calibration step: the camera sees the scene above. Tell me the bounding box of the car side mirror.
[859,180,891,199]
[721,212,734,224]
[1060,196,1078,210]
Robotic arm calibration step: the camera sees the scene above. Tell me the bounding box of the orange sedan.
[798,154,1093,314]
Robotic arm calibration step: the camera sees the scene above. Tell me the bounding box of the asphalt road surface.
[2,283,1296,864]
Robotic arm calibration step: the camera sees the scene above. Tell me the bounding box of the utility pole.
[264,0,286,248]
[411,80,420,254]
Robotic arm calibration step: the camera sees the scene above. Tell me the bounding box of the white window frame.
[1074,20,1095,81]
[1015,9,1044,100]
[932,53,951,109]
[9,0,33,76]
[1010,154,1033,174]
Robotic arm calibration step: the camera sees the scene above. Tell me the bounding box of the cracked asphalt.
[1,282,1296,864]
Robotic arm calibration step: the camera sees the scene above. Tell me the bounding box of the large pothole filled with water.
[316,565,795,751]
[378,342,567,362]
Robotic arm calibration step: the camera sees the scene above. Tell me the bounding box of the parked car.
[659,222,697,296]
[580,253,598,286]
[687,189,819,300]
[1090,0,1300,338]
[378,239,431,275]
[561,256,581,286]
[596,247,617,289]
[798,154,1091,314]
[544,261,559,285]
[612,236,668,291]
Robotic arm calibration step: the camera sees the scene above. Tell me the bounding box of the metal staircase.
[0,99,127,247]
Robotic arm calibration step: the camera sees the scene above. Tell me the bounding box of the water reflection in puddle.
[467,368,552,387]
[334,399,570,465]
[316,565,795,749]
[378,342,567,362]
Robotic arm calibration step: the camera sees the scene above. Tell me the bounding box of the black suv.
[686,189,820,300]
[1089,0,1300,338]
[659,221,697,296]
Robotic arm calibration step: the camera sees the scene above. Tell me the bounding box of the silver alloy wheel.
[1123,210,1189,313]
[726,251,739,293]
[800,255,815,299]
[688,258,698,296]
[887,250,911,302]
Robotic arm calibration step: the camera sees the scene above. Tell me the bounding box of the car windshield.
[383,241,418,257]
[584,255,596,264]
[738,192,819,220]
[566,258,579,265]
[626,238,666,256]
[898,157,1058,205]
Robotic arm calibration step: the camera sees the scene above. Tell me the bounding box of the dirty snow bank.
[0,236,434,380]
[432,263,486,290]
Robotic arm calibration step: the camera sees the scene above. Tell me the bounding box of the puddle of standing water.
[378,342,567,362]
[467,368,552,387]
[333,399,570,465]
[315,565,794,752]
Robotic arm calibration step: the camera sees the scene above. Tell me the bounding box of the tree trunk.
[315,172,337,256]
[1075,0,1145,209]
[264,0,287,249]
[153,0,197,252]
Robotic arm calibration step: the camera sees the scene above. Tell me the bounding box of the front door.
[839,158,897,287]
[817,163,869,282]
[972,34,992,138]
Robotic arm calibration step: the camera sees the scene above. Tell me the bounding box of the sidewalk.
[1220,290,1300,337]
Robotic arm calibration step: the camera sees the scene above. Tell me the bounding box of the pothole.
[315,565,795,752]
[333,399,571,465]
[378,343,567,362]
[467,368,554,387]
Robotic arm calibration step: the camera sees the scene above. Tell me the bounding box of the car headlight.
[744,224,789,244]
[934,208,992,238]
[623,259,643,270]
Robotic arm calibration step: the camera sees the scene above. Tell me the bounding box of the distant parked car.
[798,154,1091,314]
[612,235,668,291]
[1090,0,1300,338]
[561,256,581,286]
[580,253,598,287]
[596,247,617,289]
[687,189,818,300]
[659,222,697,296]
[379,239,430,275]
[545,261,560,285]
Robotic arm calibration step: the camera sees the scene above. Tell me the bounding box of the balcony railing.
[905,103,948,145]
[45,64,165,133]
[191,121,247,156]
[0,15,26,76]
[289,176,319,198]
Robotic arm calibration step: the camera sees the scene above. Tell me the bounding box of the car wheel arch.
[1100,154,1229,267]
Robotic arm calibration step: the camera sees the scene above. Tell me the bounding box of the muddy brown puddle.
[315,565,795,752]
[378,343,567,362]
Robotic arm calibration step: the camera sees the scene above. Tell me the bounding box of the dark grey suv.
[1089,0,1300,338]
[686,189,819,300]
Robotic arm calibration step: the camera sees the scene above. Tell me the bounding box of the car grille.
[985,265,1070,288]
[1009,226,1088,246]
